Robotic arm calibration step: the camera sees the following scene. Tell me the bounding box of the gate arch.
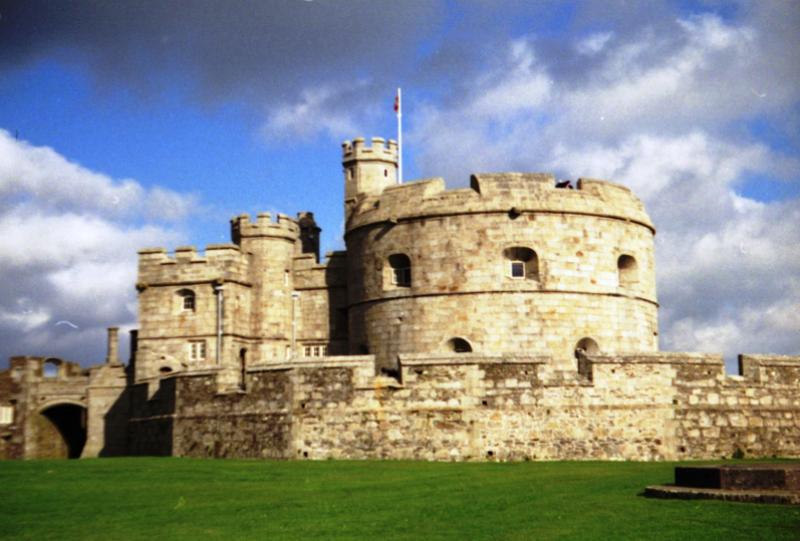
[37,401,87,459]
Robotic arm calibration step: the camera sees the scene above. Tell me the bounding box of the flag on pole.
[395,88,403,184]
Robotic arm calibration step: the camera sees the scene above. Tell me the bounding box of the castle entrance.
[38,403,87,459]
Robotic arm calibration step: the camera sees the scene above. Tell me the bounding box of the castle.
[1,136,798,461]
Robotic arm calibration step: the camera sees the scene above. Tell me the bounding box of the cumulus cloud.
[0,130,195,220]
[406,8,800,367]
[261,81,370,142]
[0,1,797,370]
[0,132,191,366]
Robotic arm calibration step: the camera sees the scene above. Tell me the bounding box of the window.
[189,340,207,361]
[303,344,328,357]
[447,337,473,353]
[574,337,599,357]
[387,253,411,287]
[503,247,539,280]
[617,254,638,287]
[43,359,59,379]
[574,337,599,381]
[0,406,13,425]
[178,289,196,312]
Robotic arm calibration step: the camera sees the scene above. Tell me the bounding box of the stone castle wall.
[345,172,658,370]
[127,352,800,461]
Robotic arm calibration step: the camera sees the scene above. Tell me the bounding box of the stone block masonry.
[127,352,800,461]
[2,134,798,461]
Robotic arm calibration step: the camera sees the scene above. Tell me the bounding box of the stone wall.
[673,354,800,459]
[0,367,20,459]
[139,352,800,462]
[345,174,658,370]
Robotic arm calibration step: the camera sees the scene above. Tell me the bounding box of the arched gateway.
[37,401,87,459]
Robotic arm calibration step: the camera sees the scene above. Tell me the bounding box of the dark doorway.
[40,404,87,459]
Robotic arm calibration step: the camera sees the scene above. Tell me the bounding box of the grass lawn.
[1,458,798,540]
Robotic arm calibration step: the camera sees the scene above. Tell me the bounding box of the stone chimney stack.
[106,327,120,365]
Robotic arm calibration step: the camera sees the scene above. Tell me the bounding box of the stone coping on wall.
[399,353,549,366]
[740,354,800,366]
[346,173,654,233]
[248,355,376,372]
[589,352,725,365]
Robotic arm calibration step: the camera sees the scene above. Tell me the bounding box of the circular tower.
[343,139,658,373]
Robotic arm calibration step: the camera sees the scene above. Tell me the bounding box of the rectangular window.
[0,406,13,425]
[302,345,327,357]
[392,267,411,287]
[183,295,195,311]
[510,261,525,278]
[189,340,206,361]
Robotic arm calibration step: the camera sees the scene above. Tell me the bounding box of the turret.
[342,136,398,203]
[296,211,321,262]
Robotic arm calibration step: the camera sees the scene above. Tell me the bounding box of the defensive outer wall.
[127,353,800,461]
[1,136,799,461]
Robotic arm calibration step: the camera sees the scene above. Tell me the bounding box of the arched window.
[574,337,599,381]
[617,254,638,288]
[177,289,196,312]
[159,366,173,375]
[447,337,473,353]
[387,253,411,287]
[574,337,599,357]
[503,247,539,280]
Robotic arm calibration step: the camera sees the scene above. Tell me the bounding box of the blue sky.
[0,0,797,370]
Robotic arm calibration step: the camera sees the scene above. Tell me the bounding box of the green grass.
[1,458,798,540]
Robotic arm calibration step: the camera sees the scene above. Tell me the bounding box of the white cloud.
[0,129,196,220]
[576,31,613,56]
[0,133,191,366]
[407,10,800,366]
[261,82,367,142]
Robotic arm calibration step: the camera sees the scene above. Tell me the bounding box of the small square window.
[0,406,13,425]
[510,261,525,278]
[189,340,206,361]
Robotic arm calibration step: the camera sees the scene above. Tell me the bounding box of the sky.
[0,0,797,371]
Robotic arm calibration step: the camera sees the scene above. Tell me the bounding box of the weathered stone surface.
[1,136,798,461]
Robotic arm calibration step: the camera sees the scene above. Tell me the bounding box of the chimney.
[106,327,120,365]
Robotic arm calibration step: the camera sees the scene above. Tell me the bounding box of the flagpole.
[397,87,403,184]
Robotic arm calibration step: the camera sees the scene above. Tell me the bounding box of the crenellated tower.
[342,136,398,217]
[231,213,300,368]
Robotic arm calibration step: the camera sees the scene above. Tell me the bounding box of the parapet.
[342,136,398,164]
[345,171,654,232]
[137,243,250,287]
[739,354,800,385]
[230,212,299,244]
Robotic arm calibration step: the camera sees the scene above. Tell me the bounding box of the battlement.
[230,212,299,244]
[342,136,398,164]
[137,243,249,286]
[346,172,653,232]
[9,356,88,381]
